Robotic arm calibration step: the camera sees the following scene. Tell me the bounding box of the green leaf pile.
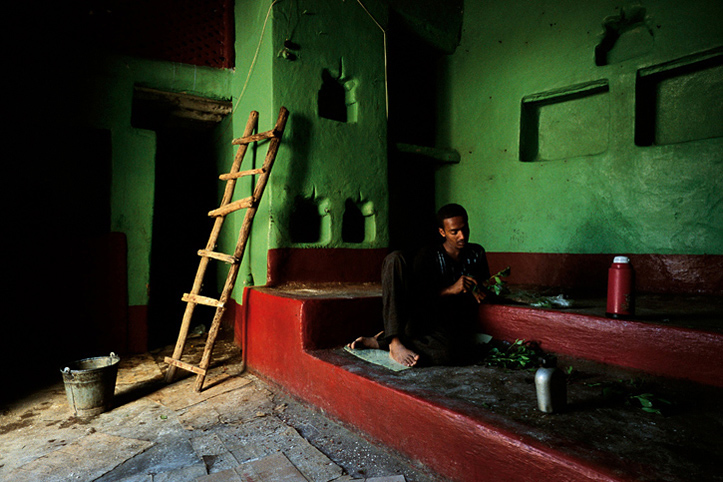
[483,339,540,370]
[629,393,673,415]
[586,379,675,416]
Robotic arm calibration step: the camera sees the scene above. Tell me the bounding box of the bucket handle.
[61,366,78,415]
[61,353,119,377]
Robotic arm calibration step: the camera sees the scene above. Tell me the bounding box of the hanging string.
[232,0,283,117]
[355,0,389,119]
[215,0,283,144]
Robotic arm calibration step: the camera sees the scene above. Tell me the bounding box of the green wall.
[21,9,232,311]
[221,0,390,297]
[73,0,281,307]
[269,0,389,247]
[92,58,231,306]
[436,0,723,255]
[215,0,276,294]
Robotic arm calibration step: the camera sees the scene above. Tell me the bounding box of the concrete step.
[235,284,723,482]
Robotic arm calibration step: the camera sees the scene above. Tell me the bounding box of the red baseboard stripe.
[267,248,388,285]
[487,252,722,295]
[266,249,722,295]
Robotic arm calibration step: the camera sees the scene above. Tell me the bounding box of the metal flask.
[535,364,567,413]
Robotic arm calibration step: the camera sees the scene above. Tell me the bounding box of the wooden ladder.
[164,106,289,391]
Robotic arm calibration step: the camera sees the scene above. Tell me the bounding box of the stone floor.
[0,337,443,482]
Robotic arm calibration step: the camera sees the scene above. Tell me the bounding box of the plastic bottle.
[535,357,566,413]
[606,256,635,319]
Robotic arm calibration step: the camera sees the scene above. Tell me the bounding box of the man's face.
[439,216,469,251]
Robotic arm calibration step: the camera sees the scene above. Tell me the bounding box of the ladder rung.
[219,168,266,181]
[182,293,225,308]
[197,249,239,264]
[231,129,279,145]
[208,197,255,217]
[164,357,207,376]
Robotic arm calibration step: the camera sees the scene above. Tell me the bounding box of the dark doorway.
[386,13,445,251]
[131,87,231,349]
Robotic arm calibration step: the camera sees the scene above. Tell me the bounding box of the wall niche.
[342,199,376,244]
[635,49,723,146]
[318,65,358,123]
[520,80,610,162]
[289,195,331,244]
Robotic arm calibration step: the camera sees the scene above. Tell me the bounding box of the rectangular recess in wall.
[520,80,610,162]
[635,48,723,146]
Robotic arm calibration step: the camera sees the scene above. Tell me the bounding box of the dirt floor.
[0,335,444,482]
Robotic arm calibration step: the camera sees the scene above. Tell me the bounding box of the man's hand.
[443,275,486,303]
[471,284,488,303]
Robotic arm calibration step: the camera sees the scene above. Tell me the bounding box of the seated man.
[348,203,491,367]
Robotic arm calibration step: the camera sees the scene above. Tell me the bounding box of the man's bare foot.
[389,338,420,367]
[347,331,383,350]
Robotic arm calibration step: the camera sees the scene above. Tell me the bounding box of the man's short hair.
[436,203,468,228]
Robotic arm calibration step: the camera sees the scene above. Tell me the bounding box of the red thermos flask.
[606,256,635,318]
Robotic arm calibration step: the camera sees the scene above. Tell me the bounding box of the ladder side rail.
[248,107,289,217]
[165,110,259,383]
[192,259,242,391]
[192,106,289,391]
